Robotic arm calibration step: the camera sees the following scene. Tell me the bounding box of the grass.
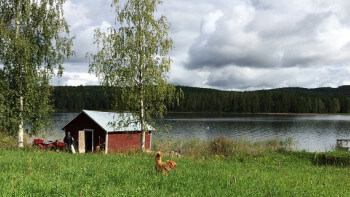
[0,133,349,196]
[0,132,32,150]
[153,137,294,158]
[0,132,17,149]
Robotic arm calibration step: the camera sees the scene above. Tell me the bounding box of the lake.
[49,112,350,152]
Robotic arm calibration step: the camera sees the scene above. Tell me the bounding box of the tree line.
[53,85,350,113]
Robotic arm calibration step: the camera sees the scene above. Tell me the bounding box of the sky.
[51,0,350,91]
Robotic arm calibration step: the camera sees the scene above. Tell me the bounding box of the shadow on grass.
[275,150,350,168]
[312,151,350,167]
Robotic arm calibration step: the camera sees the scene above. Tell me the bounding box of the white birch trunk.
[140,98,146,151]
[15,2,24,148]
[138,3,146,151]
[18,96,24,148]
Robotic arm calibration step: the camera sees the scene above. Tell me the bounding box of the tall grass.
[0,149,349,196]
[0,132,17,149]
[152,137,294,158]
[0,132,32,149]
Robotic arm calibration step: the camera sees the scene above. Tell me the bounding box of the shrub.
[0,132,17,149]
[0,132,32,149]
[209,136,234,157]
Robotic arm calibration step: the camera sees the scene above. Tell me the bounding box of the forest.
[52,85,350,113]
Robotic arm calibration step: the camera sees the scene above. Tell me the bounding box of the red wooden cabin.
[62,110,153,153]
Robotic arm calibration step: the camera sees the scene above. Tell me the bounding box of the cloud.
[52,0,350,90]
[63,0,114,63]
[185,0,350,70]
[51,69,98,86]
[203,65,350,91]
[54,0,114,86]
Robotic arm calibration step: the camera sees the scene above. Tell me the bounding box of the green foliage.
[52,85,350,114]
[0,0,73,136]
[52,86,114,112]
[88,0,180,149]
[0,70,19,136]
[0,149,349,196]
[171,86,350,113]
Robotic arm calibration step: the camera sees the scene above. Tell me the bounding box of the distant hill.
[52,85,350,113]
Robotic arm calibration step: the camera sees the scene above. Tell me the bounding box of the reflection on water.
[28,113,78,143]
[156,113,350,152]
[49,113,350,152]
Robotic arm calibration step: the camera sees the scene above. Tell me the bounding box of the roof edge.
[61,110,107,132]
[62,110,155,132]
[61,111,84,131]
[81,110,109,133]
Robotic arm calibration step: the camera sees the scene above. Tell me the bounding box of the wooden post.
[78,130,85,153]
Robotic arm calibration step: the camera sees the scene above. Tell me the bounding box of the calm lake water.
[50,113,350,152]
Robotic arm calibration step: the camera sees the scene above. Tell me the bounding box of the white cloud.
[65,72,99,86]
[187,1,350,70]
[204,65,350,90]
[52,71,98,86]
[63,1,91,30]
[54,0,350,90]
[201,10,223,35]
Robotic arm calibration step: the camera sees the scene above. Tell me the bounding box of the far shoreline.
[53,110,350,116]
[166,111,350,116]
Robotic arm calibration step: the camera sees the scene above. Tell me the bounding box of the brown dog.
[155,151,177,174]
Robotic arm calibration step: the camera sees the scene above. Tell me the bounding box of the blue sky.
[51,0,350,90]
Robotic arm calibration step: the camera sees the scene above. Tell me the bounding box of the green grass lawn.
[0,149,349,197]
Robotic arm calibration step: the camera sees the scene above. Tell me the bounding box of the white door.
[78,130,85,153]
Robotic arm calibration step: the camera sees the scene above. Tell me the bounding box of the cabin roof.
[62,110,154,132]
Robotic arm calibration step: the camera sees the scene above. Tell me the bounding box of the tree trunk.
[140,98,146,151]
[137,1,146,151]
[15,1,24,148]
[139,49,146,151]
[18,96,24,148]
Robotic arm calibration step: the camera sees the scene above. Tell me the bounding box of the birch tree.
[89,0,180,151]
[0,0,73,147]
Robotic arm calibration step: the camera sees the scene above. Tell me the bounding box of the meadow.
[0,135,349,196]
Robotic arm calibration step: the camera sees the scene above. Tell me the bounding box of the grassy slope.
[0,150,349,196]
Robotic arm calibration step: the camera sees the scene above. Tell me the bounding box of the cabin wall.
[107,132,151,152]
[64,113,106,151]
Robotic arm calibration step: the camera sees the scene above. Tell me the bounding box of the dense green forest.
[52,85,350,113]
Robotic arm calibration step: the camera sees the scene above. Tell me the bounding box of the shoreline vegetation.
[53,85,350,114]
[166,111,350,116]
[1,132,349,196]
[54,111,350,116]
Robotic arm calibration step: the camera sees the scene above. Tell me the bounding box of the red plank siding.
[108,132,151,152]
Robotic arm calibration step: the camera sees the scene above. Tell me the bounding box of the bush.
[0,132,32,149]
[0,132,17,149]
[209,136,233,157]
